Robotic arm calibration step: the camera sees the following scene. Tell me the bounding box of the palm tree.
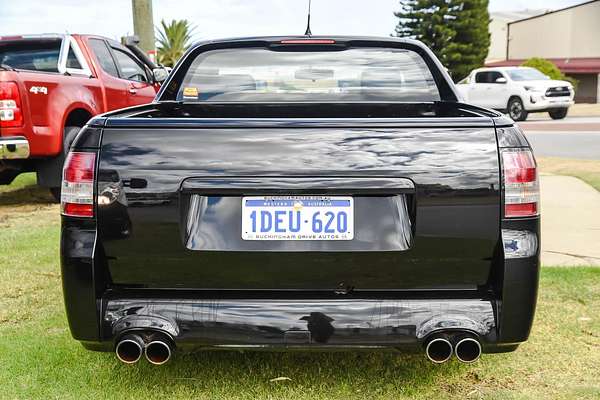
[156,19,195,67]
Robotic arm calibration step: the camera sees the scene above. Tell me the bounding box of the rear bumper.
[61,218,539,354]
[96,295,501,351]
[0,136,30,159]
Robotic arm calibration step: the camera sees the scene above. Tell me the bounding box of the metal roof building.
[486,0,600,103]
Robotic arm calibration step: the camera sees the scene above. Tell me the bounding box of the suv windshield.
[176,47,441,102]
[507,68,549,81]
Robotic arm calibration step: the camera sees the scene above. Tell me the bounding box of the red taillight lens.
[280,39,336,44]
[0,81,23,127]
[502,149,539,218]
[61,152,96,217]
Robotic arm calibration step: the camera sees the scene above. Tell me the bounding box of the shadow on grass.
[0,184,54,206]
[104,350,465,396]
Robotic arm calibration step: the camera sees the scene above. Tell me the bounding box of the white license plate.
[241,196,354,240]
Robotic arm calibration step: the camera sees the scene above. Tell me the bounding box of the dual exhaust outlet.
[117,330,479,364]
[425,332,482,364]
[115,332,173,365]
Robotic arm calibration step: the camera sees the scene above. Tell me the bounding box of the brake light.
[502,149,539,218]
[0,82,23,127]
[280,39,336,44]
[61,152,96,217]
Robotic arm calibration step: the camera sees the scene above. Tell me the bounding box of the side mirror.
[495,77,507,84]
[152,67,169,83]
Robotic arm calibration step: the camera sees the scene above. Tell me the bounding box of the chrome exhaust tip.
[425,336,453,364]
[115,334,144,364]
[145,339,172,365]
[454,336,482,363]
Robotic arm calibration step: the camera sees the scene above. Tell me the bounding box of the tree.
[393,0,490,81]
[156,19,195,67]
[521,58,578,88]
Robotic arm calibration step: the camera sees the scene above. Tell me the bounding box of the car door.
[485,71,510,109]
[110,46,157,106]
[87,38,131,111]
[468,71,493,107]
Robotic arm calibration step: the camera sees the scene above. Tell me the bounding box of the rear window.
[177,48,440,102]
[0,39,61,72]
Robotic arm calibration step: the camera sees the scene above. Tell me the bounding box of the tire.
[549,108,568,120]
[50,187,61,202]
[507,97,528,121]
[47,126,81,202]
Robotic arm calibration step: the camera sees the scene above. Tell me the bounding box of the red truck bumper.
[1,124,60,157]
[0,136,30,159]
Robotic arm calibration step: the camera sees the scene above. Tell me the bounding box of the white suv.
[456,67,574,121]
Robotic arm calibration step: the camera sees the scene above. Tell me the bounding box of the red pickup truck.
[0,34,167,198]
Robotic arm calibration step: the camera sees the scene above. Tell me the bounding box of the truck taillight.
[502,148,539,218]
[61,152,96,217]
[0,82,23,127]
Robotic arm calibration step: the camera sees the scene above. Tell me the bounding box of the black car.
[60,36,540,365]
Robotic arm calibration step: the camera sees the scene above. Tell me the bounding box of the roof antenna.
[304,0,312,36]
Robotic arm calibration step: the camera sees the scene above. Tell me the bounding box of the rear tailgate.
[97,117,500,290]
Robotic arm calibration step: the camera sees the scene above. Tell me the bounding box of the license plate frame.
[241,195,354,241]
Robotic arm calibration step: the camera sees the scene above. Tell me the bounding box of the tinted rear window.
[177,48,440,102]
[0,39,61,72]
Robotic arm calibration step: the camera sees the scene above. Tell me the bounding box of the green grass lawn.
[537,157,600,191]
[1,178,599,399]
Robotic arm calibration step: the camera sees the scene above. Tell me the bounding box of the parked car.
[456,66,574,121]
[61,36,540,365]
[0,34,169,199]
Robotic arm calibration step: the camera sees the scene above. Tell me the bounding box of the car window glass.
[507,68,549,81]
[0,39,61,72]
[177,47,441,103]
[489,71,503,83]
[112,49,148,82]
[475,72,489,83]
[66,47,82,69]
[89,39,119,77]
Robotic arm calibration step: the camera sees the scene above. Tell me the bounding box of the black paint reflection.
[301,312,335,343]
[104,298,496,346]
[97,123,500,289]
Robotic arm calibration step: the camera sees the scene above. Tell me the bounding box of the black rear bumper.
[61,217,539,354]
[91,294,511,352]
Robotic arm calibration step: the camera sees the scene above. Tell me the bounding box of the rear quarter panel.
[1,70,102,156]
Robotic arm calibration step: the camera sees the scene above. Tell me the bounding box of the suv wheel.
[549,108,568,120]
[508,97,528,121]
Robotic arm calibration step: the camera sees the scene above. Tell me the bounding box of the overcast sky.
[0,0,586,42]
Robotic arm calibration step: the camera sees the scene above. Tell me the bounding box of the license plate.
[241,196,354,240]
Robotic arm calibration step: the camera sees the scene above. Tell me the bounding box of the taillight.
[502,148,539,218]
[0,82,23,127]
[61,152,96,217]
[280,39,336,44]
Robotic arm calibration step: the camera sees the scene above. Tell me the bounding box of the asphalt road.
[518,116,600,160]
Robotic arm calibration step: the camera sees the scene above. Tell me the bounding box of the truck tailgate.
[97,118,500,290]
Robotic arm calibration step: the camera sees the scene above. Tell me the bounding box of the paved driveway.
[540,175,600,266]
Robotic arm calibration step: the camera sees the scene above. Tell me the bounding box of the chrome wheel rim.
[509,101,523,120]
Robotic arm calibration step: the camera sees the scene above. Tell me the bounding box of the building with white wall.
[486,0,600,103]
[487,10,546,63]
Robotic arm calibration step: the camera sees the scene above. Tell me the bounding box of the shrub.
[521,58,578,89]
